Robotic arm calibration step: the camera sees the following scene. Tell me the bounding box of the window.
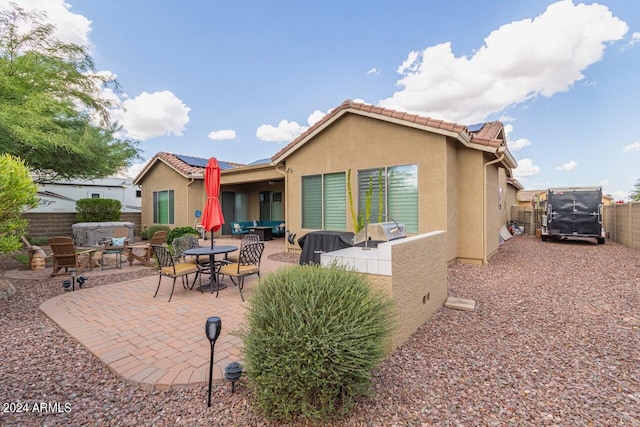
[301,172,346,230]
[153,190,174,224]
[358,165,418,233]
[136,190,142,198]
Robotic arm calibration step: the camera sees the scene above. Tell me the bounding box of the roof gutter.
[482,150,505,265]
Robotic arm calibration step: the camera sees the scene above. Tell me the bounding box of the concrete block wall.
[604,203,639,249]
[22,212,142,242]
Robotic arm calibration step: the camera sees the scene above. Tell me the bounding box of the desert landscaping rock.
[0,236,638,425]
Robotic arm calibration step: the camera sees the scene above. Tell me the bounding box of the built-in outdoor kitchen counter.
[320,230,448,350]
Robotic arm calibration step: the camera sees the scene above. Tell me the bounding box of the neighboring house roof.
[518,189,546,202]
[132,152,243,184]
[271,99,515,167]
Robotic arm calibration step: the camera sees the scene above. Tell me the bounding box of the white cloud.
[503,123,530,151]
[256,120,307,143]
[513,158,540,177]
[508,138,531,151]
[599,179,610,187]
[259,107,334,143]
[556,160,577,171]
[380,1,628,124]
[623,142,640,152]
[208,129,236,140]
[366,68,380,76]
[121,161,148,179]
[112,91,190,140]
[307,110,326,126]
[396,50,420,74]
[622,32,640,50]
[5,0,92,47]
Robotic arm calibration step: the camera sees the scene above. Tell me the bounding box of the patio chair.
[127,230,167,267]
[226,234,260,263]
[48,236,97,277]
[218,241,264,302]
[152,244,201,302]
[172,235,210,284]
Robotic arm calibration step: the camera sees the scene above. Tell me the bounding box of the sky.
[3,0,640,200]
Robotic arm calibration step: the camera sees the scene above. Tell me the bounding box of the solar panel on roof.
[174,154,208,167]
[217,161,234,170]
[467,123,484,132]
[248,158,270,165]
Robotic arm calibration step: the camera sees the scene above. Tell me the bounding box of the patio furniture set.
[44,230,265,302]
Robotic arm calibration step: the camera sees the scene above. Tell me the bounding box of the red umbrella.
[201,157,225,247]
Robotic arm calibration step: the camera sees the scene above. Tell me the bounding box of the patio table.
[183,245,237,292]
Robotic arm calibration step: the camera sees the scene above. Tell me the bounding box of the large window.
[301,172,346,230]
[358,165,418,233]
[153,190,174,224]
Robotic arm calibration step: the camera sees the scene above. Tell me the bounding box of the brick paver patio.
[37,238,294,391]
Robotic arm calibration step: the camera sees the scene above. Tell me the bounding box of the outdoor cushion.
[112,237,126,246]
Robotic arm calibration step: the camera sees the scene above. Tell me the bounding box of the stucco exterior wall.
[456,150,484,263]
[366,231,448,350]
[285,114,449,238]
[446,141,459,262]
[139,163,205,230]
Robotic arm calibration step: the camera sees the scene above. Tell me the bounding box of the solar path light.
[205,316,222,407]
[224,362,243,393]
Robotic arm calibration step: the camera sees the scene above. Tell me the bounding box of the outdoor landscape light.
[224,362,243,393]
[76,276,87,288]
[69,269,77,291]
[62,279,71,289]
[205,316,222,407]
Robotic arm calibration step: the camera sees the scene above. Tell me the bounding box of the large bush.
[0,154,38,254]
[75,198,121,222]
[167,226,199,243]
[240,264,395,421]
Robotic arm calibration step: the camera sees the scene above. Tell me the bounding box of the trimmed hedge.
[75,198,121,223]
[240,264,395,421]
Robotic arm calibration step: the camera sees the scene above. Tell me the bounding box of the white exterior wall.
[28,178,141,213]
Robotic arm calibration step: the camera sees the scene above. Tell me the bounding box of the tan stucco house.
[134,100,521,265]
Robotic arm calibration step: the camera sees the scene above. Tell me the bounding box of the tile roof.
[517,189,546,202]
[272,99,507,162]
[133,152,244,183]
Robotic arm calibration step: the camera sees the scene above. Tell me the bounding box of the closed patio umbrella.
[201,157,225,248]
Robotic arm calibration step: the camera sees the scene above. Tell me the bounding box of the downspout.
[482,149,505,265]
[275,163,289,250]
[186,177,195,228]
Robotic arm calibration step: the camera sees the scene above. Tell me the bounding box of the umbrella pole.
[210,229,214,248]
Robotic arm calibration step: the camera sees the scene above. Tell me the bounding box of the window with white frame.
[153,190,175,224]
[358,165,418,233]
[301,172,346,230]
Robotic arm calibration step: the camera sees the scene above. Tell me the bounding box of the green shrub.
[167,226,199,243]
[240,264,395,421]
[75,198,121,222]
[140,225,171,241]
[0,154,38,254]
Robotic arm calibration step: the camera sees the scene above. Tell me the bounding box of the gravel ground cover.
[0,236,638,426]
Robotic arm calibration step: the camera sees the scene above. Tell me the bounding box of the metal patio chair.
[152,244,201,302]
[217,241,264,302]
